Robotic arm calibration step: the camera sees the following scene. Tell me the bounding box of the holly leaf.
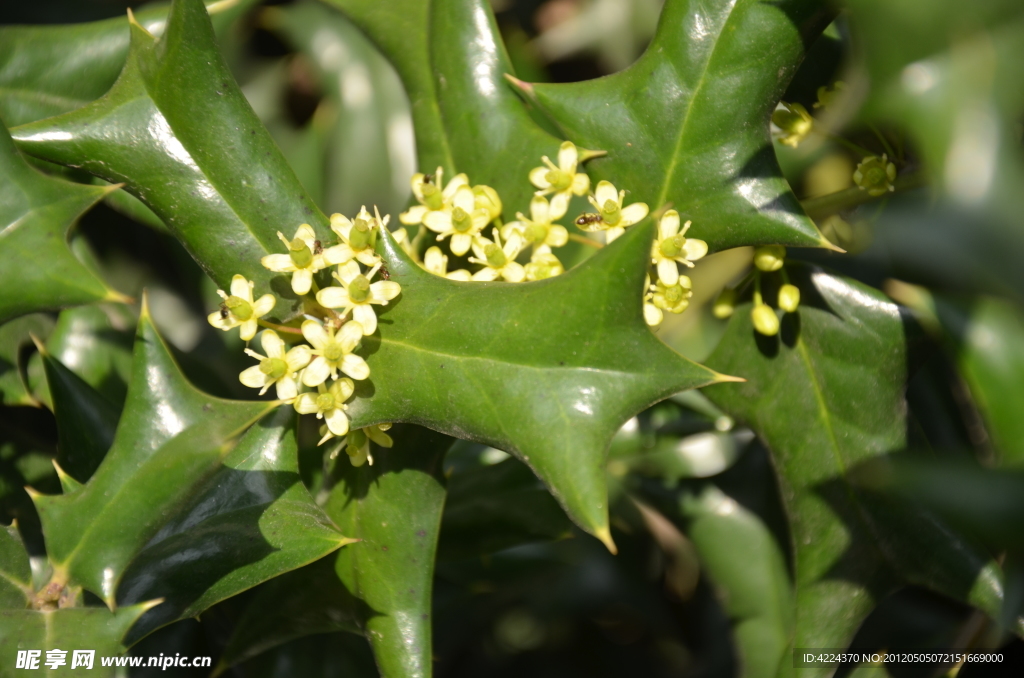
[0,524,32,609]
[323,425,451,678]
[510,0,833,251]
[44,304,135,409]
[704,266,1008,663]
[10,0,329,319]
[0,121,122,325]
[0,314,53,407]
[118,406,355,644]
[351,221,726,545]
[30,299,276,604]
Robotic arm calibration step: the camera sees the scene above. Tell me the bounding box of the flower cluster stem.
[801,171,927,220]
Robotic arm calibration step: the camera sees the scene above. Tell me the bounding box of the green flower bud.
[524,222,549,244]
[224,295,253,320]
[772,102,813,148]
[323,342,344,362]
[484,243,507,269]
[451,207,473,233]
[260,357,288,380]
[288,238,313,268]
[422,183,443,210]
[348,275,371,302]
[473,185,502,221]
[751,304,780,336]
[316,391,336,411]
[600,199,621,226]
[349,219,372,250]
[659,234,686,258]
[712,289,736,319]
[853,155,896,197]
[778,284,801,313]
[753,245,786,272]
[545,169,571,192]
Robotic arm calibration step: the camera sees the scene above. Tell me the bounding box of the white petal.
[275,377,298,401]
[239,365,268,389]
[549,192,570,219]
[557,141,578,173]
[371,281,402,302]
[356,250,380,266]
[447,269,471,281]
[547,225,569,247]
[302,356,331,387]
[339,321,364,351]
[293,393,320,415]
[336,260,361,284]
[529,166,551,189]
[341,354,370,380]
[450,233,472,257]
[208,311,238,331]
[658,259,680,286]
[605,227,625,243]
[286,345,312,371]
[322,244,354,266]
[644,303,663,327]
[352,304,378,335]
[291,268,313,295]
[594,180,618,205]
[240,320,259,342]
[301,319,329,349]
[261,253,295,273]
[423,246,447,275]
[230,275,253,300]
[620,202,649,226]
[529,195,550,223]
[330,212,352,237]
[443,173,469,199]
[410,173,426,201]
[472,268,499,281]
[317,287,350,309]
[399,205,428,225]
[261,330,286,358]
[470,237,489,260]
[502,262,526,282]
[325,408,350,436]
[570,172,590,196]
[423,210,453,234]
[683,238,709,261]
[252,294,276,317]
[659,211,680,239]
[452,185,475,212]
[294,223,317,245]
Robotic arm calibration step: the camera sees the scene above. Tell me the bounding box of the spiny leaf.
[44,304,135,410]
[352,221,725,544]
[704,265,1007,668]
[31,299,275,604]
[0,524,32,609]
[322,0,563,212]
[11,0,329,319]
[324,425,452,678]
[119,407,355,645]
[512,0,833,251]
[0,314,53,407]
[0,121,122,325]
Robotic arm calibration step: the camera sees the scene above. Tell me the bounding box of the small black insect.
[379,263,391,281]
[313,239,323,255]
[219,303,230,319]
[422,175,432,185]
[575,213,603,227]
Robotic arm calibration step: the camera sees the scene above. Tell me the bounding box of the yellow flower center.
[349,219,372,250]
[323,341,344,362]
[545,169,571,192]
[288,238,313,268]
[451,207,473,233]
[316,392,336,411]
[524,223,548,244]
[260,357,288,380]
[348,275,371,302]
[484,243,507,269]
[225,296,253,320]
[659,235,686,258]
[664,284,686,304]
[600,199,621,226]
[422,183,443,210]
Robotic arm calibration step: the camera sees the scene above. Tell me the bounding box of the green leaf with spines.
[11,0,330,319]
[0,121,122,325]
[30,299,276,604]
[323,425,452,678]
[704,265,1009,673]
[510,0,834,252]
[0,314,53,407]
[0,524,32,609]
[118,407,355,645]
[44,304,135,410]
[351,222,725,545]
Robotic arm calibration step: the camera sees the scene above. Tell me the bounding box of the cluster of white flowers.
[207,206,400,466]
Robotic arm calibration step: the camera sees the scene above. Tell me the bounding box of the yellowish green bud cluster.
[853,154,897,196]
[746,247,801,337]
[772,101,814,148]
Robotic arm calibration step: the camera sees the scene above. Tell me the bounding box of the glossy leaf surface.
[704,266,1005,667]
[0,122,116,324]
[45,304,134,409]
[323,425,451,678]
[0,314,52,406]
[323,0,562,212]
[515,0,831,251]
[11,0,329,318]
[119,407,354,644]
[353,222,723,541]
[32,303,275,604]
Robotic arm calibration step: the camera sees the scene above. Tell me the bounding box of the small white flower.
[586,181,649,243]
[316,261,402,335]
[524,245,564,281]
[469,229,525,282]
[502,195,569,250]
[399,167,468,226]
[294,378,355,443]
[423,185,490,256]
[238,330,311,400]
[341,424,394,467]
[261,224,349,295]
[651,210,708,286]
[528,141,590,217]
[329,206,387,267]
[423,246,471,281]
[300,319,370,386]
[208,275,276,342]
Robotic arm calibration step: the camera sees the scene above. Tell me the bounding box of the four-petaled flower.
[584,180,649,242]
[529,141,591,217]
[238,330,311,400]
[317,260,402,335]
[853,154,896,196]
[524,246,564,281]
[342,424,394,467]
[330,206,386,267]
[423,246,471,281]
[650,276,693,315]
[399,167,468,226]
[294,377,355,444]
[261,224,349,295]
[469,229,525,282]
[423,185,490,256]
[208,274,275,341]
[300,319,370,386]
[503,195,569,250]
[651,210,708,285]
